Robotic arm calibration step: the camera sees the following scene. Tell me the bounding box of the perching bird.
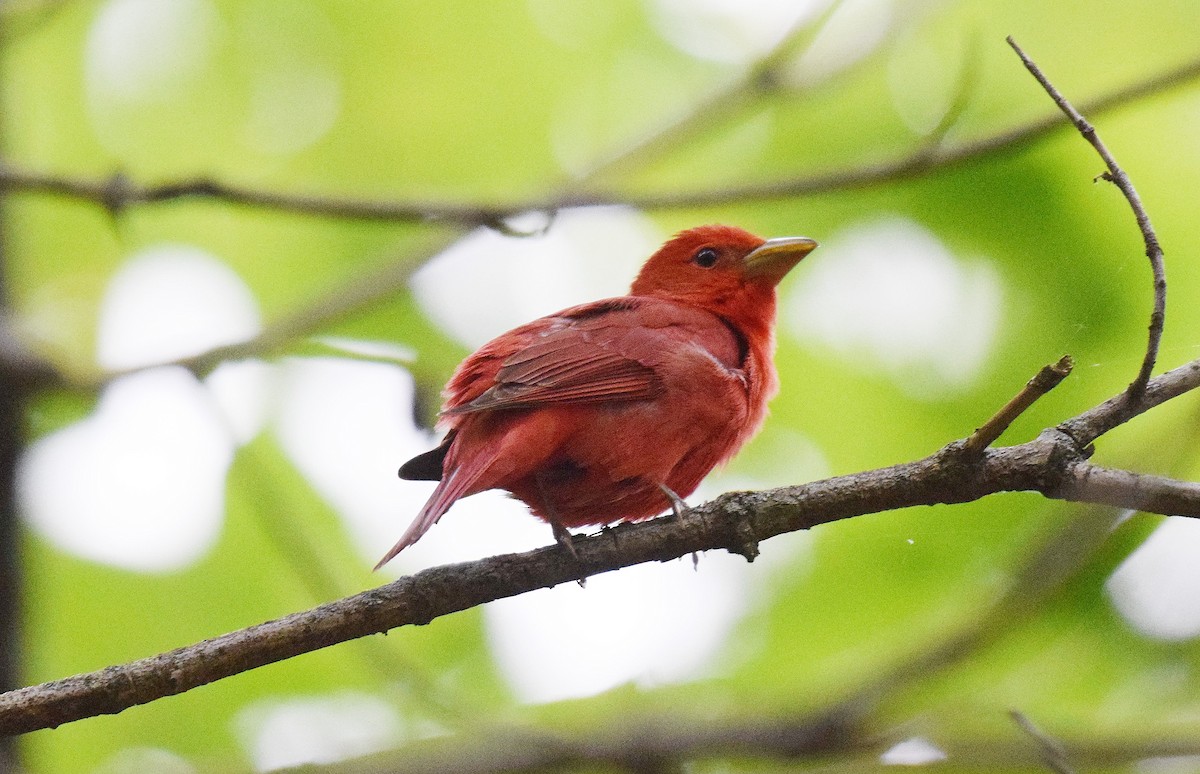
[379,224,817,568]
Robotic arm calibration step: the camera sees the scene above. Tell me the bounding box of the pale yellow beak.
[743,236,818,284]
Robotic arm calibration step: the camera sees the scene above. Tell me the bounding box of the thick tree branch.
[1056,462,1200,516]
[369,437,1200,774]
[1,357,1198,737]
[329,511,1183,774]
[1008,37,1167,396]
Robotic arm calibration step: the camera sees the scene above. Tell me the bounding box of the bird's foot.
[536,471,579,559]
[658,483,689,520]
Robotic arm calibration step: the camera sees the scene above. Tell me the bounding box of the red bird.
[379,224,817,568]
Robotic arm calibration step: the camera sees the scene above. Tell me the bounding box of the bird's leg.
[658,483,689,519]
[656,484,699,568]
[536,472,578,559]
[551,520,578,558]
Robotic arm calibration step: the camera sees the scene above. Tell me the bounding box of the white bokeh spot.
[483,435,825,705]
[787,0,894,85]
[85,0,220,105]
[93,747,198,774]
[881,737,949,766]
[487,551,755,704]
[273,355,556,572]
[274,357,438,565]
[205,359,275,446]
[19,368,233,571]
[1107,517,1200,641]
[96,242,269,443]
[886,25,964,136]
[19,245,265,571]
[410,207,661,350]
[97,244,261,370]
[785,218,1002,397]
[236,0,342,155]
[235,692,402,772]
[651,0,830,63]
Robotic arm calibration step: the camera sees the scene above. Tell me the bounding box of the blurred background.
[2,0,1200,771]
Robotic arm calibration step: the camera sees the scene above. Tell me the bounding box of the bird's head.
[630,224,817,330]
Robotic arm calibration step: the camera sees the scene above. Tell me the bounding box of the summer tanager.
[378,224,817,568]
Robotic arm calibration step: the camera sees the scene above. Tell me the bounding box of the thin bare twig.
[568,6,828,183]
[300,724,1200,774]
[0,314,22,774]
[0,40,23,772]
[93,228,463,388]
[914,31,983,155]
[0,14,830,225]
[2,50,1200,225]
[1010,711,1076,774]
[964,355,1074,454]
[1061,359,1200,445]
[1007,37,1166,396]
[948,735,1200,770]
[342,711,876,774]
[3,356,1200,737]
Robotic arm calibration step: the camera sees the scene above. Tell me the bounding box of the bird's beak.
[744,236,818,284]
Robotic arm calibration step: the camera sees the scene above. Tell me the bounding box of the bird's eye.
[693,247,719,268]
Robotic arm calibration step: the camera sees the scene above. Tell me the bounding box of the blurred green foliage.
[3,0,1200,771]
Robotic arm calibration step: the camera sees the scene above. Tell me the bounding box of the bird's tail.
[375,453,490,570]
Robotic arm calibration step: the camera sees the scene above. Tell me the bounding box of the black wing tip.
[398,438,451,481]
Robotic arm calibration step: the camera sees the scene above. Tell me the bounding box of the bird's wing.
[442,297,712,416]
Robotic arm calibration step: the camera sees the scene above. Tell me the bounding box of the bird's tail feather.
[374,453,491,570]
